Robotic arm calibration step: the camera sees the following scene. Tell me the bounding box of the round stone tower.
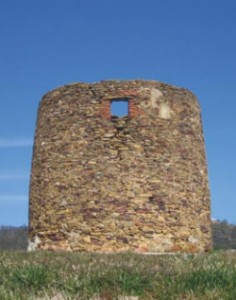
[29,80,211,252]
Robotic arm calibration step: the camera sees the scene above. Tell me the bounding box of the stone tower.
[29,80,211,252]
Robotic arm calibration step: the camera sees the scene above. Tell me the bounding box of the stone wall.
[29,80,212,252]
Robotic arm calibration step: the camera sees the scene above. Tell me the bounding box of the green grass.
[0,251,236,299]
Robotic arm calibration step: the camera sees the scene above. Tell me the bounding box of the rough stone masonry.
[29,80,212,252]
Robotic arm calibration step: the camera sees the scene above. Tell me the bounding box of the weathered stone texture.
[29,80,211,252]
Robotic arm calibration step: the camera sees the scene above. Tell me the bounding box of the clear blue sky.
[0,0,235,226]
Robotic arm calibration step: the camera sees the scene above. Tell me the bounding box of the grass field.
[0,250,235,300]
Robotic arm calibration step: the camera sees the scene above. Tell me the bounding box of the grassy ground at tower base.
[0,250,235,300]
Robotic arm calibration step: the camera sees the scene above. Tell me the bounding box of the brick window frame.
[100,90,143,120]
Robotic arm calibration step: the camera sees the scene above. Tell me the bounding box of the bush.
[0,226,28,250]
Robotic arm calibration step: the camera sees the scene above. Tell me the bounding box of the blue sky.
[0,0,235,226]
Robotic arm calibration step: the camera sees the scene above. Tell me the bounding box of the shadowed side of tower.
[28,80,211,252]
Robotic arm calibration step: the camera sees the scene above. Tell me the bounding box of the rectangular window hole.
[111,99,129,117]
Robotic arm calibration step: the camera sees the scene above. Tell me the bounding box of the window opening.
[111,99,129,117]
